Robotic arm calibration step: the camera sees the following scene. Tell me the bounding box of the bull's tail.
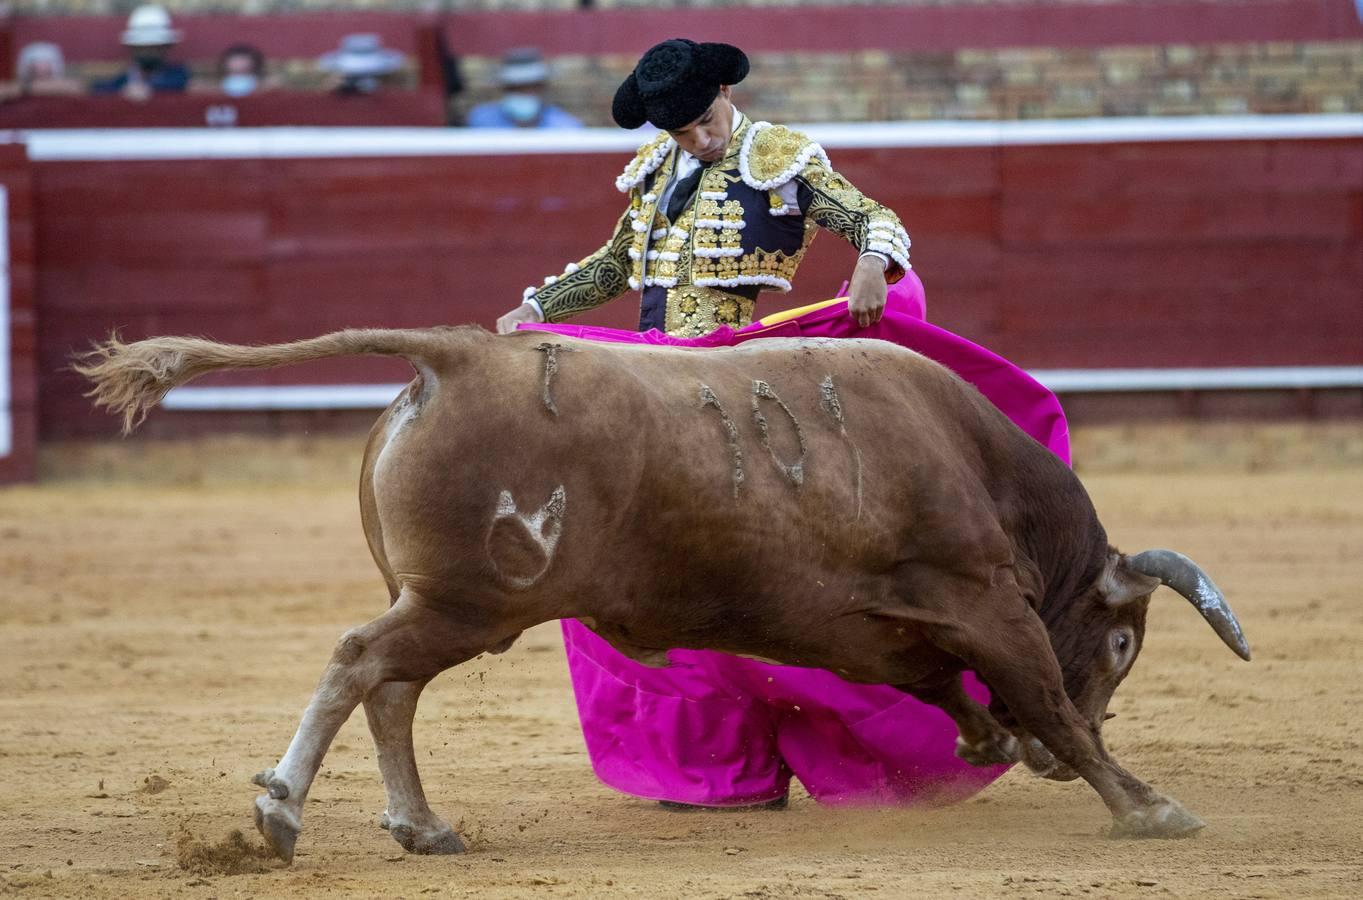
[73,327,458,434]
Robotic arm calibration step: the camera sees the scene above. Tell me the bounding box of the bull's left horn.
[1129,549,1251,661]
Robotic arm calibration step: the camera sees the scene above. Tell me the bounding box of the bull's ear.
[1100,553,1162,608]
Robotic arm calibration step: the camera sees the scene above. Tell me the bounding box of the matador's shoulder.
[615,131,675,193]
[738,121,831,191]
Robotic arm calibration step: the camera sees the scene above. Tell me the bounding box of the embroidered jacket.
[524,116,911,337]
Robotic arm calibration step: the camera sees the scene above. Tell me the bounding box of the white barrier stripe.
[1032,366,1363,393]
[161,384,409,410]
[160,367,1363,411]
[0,186,10,459]
[16,115,1363,162]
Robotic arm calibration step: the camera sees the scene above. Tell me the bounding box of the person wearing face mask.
[466,48,582,129]
[217,44,268,99]
[91,5,190,102]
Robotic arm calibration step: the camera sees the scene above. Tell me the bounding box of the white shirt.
[657,110,803,218]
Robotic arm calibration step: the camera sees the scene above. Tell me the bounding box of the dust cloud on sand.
[1,425,1361,898]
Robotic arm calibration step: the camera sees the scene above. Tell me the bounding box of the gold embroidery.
[536,210,635,322]
[745,124,817,185]
[798,157,909,276]
[664,286,756,337]
[629,148,679,284]
[617,131,673,192]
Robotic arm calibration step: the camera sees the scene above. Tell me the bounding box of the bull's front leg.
[897,674,1020,767]
[363,679,465,855]
[934,606,1205,839]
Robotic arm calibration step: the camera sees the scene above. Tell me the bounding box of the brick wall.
[451,43,1363,124]
[0,144,36,484]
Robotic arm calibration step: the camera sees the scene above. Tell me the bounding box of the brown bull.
[76,325,1250,860]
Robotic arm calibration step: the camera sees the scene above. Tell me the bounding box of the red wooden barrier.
[0,143,35,482]
[0,91,448,129]
[20,132,1363,438]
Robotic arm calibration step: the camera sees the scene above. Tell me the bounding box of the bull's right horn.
[1129,550,1251,661]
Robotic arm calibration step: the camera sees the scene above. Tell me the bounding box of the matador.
[496,39,910,338]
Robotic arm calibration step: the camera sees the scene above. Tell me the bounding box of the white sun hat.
[121,5,182,47]
[317,34,406,77]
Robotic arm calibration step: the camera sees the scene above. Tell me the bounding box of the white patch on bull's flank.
[371,395,420,494]
[488,486,566,590]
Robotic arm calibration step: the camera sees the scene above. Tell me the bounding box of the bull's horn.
[1129,550,1251,661]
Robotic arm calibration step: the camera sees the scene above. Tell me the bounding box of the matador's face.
[668,85,735,163]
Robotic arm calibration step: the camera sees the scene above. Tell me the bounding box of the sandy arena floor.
[2,428,1361,898]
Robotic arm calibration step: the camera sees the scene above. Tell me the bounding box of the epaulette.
[615,131,675,193]
[738,121,831,191]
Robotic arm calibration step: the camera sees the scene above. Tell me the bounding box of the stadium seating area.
[2,0,1360,127]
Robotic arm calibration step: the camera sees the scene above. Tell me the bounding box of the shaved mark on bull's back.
[486,486,566,590]
[819,375,844,425]
[533,343,575,416]
[699,384,745,499]
[818,375,863,520]
[751,380,807,489]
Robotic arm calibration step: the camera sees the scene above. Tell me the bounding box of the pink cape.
[521,273,1070,806]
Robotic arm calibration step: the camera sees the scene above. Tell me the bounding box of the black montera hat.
[612,39,749,131]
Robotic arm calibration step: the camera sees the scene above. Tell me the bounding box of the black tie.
[665,161,710,223]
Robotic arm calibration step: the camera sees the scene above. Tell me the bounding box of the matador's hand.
[847,255,888,328]
[496,303,543,335]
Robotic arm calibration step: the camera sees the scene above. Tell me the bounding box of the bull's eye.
[1113,633,1129,653]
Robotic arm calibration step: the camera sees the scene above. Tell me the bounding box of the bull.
[75,324,1251,861]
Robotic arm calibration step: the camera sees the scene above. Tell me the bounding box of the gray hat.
[318,34,406,78]
[497,48,550,87]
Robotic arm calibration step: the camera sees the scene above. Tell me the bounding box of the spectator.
[11,42,83,97]
[217,43,270,97]
[466,48,582,129]
[91,4,191,101]
[317,34,406,96]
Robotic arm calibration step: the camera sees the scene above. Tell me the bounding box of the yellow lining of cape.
[756,297,843,327]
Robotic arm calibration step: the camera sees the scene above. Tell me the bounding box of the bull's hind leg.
[363,679,465,854]
[253,591,492,862]
[897,675,1020,767]
[933,600,1204,839]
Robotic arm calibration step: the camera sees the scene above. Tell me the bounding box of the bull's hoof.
[954,733,1020,767]
[1110,799,1206,840]
[253,795,302,863]
[389,822,467,855]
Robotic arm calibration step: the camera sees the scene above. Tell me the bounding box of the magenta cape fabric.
[520,273,1070,806]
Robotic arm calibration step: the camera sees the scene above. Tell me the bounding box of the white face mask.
[221,73,257,97]
[500,92,543,124]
